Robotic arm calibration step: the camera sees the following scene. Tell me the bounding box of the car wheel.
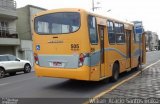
[0,68,5,78]
[110,63,119,82]
[9,72,16,76]
[24,64,31,73]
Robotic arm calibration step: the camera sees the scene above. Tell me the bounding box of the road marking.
[10,77,36,84]
[84,60,160,104]
[0,77,35,87]
[0,83,9,86]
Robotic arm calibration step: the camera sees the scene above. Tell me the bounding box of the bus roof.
[33,8,133,26]
[87,11,133,26]
[33,8,86,18]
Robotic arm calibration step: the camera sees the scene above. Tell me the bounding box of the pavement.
[102,60,160,99]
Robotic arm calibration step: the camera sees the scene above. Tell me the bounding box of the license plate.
[49,62,64,68]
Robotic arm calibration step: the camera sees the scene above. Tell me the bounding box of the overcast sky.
[15,0,160,37]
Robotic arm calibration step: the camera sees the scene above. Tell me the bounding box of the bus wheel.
[135,57,141,71]
[110,63,119,82]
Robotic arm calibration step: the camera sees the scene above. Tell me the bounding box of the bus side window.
[107,21,115,44]
[88,15,98,44]
[115,22,125,43]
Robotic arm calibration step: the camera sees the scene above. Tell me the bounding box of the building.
[0,0,20,56]
[17,5,46,65]
[151,32,159,50]
[145,31,159,51]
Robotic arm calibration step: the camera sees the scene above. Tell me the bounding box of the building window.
[107,21,115,44]
[88,15,98,44]
[115,22,125,43]
[0,21,9,29]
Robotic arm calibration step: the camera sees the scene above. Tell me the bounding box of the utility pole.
[92,0,101,11]
[92,0,94,11]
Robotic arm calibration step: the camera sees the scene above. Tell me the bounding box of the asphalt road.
[0,51,160,103]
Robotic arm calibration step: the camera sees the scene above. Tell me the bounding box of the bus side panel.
[131,45,139,68]
[107,46,127,73]
[90,65,101,81]
[131,31,139,68]
[142,33,146,64]
[89,45,101,81]
[104,27,112,78]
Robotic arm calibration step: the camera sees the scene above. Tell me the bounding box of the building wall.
[8,19,17,32]
[0,46,15,55]
[145,31,159,51]
[17,5,46,40]
[20,40,34,66]
[29,6,46,35]
[17,5,46,65]
[17,6,30,40]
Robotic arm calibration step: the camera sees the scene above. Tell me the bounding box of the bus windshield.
[34,12,80,35]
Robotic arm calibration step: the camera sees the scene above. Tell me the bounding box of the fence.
[0,27,18,38]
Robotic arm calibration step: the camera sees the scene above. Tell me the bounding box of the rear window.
[34,12,80,35]
[0,56,8,61]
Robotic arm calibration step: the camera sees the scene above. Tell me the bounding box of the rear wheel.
[0,68,5,78]
[24,64,31,73]
[110,63,119,82]
[135,57,141,71]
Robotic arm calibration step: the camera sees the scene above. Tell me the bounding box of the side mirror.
[15,58,20,61]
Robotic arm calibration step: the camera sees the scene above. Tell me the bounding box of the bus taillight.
[34,53,39,65]
[79,53,85,67]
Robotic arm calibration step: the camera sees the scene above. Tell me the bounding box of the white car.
[0,54,31,78]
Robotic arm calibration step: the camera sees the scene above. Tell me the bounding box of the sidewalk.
[103,62,160,98]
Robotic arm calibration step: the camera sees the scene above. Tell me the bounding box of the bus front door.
[126,30,131,69]
[98,25,105,78]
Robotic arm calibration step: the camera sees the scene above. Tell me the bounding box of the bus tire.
[135,57,141,71]
[110,63,119,82]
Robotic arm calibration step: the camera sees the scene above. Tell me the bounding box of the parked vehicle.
[0,54,31,78]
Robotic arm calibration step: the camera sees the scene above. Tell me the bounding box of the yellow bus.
[33,8,146,81]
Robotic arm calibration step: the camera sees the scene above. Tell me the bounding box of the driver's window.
[8,55,16,61]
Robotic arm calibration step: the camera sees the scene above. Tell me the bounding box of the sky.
[15,0,160,37]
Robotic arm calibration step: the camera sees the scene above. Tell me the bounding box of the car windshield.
[34,12,80,35]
